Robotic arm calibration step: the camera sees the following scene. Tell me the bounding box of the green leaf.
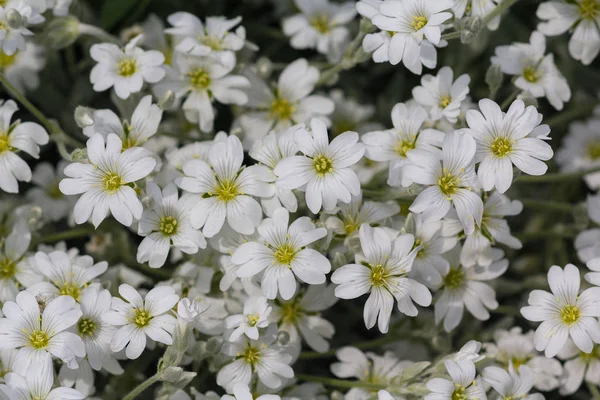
[101,0,137,30]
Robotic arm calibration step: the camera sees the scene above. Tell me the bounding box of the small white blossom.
[483,362,543,400]
[412,67,471,123]
[425,359,487,400]
[225,296,271,341]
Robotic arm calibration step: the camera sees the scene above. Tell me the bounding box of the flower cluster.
[0,0,599,399]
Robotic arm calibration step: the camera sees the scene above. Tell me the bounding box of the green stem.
[588,381,600,400]
[516,166,600,183]
[441,31,461,41]
[483,0,519,26]
[30,225,96,249]
[295,374,386,391]
[500,88,520,110]
[122,374,160,400]
[520,199,574,213]
[545,102,599,128]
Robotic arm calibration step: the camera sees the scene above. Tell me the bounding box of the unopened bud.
[6,9,24,30]
[331,391,345,400]
[70,148,88,162]
[205,336,223,355]
[158,90,175,110]
[120,25,144,43]
[74,106,95,128]
[277,330,290,346]
[256,57,273,79]
[159,366,183,383]
[460,16,482,34]
[460,30,475,44]
[44,16,80,49]
[485,64,503,97]
[359,17,375,34]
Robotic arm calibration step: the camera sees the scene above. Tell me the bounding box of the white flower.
[404,214,457,288]
[483,363,543,400]
[0,291,85,370]
[556,119,600,190]
[405,131,483,235]
[0,356,85,400]
[59,133,156,228]
[166,13,245,57]
[176,134,275,237]
[271,284,337,352]
[90,35,165,99]
[137,182,206,268]
[274,118,364,213]
[83,95,163,149]
[25,161,71,223]
[239,59,334,144]
[27,251,108,301]
[216,325,294,391]
[453,0,501,30]
[491,31,571,110]
[521,264,600,357]
[225,296,271,342]
[412,67,471,123]
[435,245,507,332]
[76,288,122,374]
[537,0,600,65]
[331,224,430,333]
[331,347,413,400]
[325,192,400,238]
[463,99,553,193]
[0,42,45,93]
[0,350,17,382]
[222,383,281,400]
[576,229,600,263]
[103,284,179,359]
[0,219,39,303]
[232,207,329,299]
[0,1,44,55]
[425,359,487,400]
[249,128,300,217]
[282,0,356,58]
[557,339,600,395]
[586,258,600,286]
[362,102,444,188]
[176,297,207,325]
[370,0,453,74]
[484,327,562,392]
[157,53,249,133]
[0,99,49,193]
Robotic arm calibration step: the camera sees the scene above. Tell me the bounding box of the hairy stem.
[122,374,160,400]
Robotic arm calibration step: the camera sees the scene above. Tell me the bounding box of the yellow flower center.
[561,305,580,325]
[59,282,81,301]
[523,66,540,83]
[440,95,452,108]
[47,181,63,199]
[160,216,178,236]
[199,35,223,51]
[122,136,137,150]
[270,97,295,121]
[215,179,239,202]
[311,14,330,34]
[451,384,467,400]
[0,257,16,279]
[509,356,531,371]
[370,264,389,287]
[579,0,600,19]
[413,238,425,258]
[0,133,10,153]
[117,58,137,77]
[28,330,49,350]
[247,314,260,327]
[587,142,600,159]
[78,318,97,336]
[393,137,416,157]
[411,16,428,31]
[274,242,296,265]
[132,308,152,328]
[280,299,303,325]
[188,68,211,90]
[343,218,359,235]
[313,154,334,176]
[490,137,513,157]
[0,50,16,69]
[444,267,464,289]
[240,345,261,366]
[438,171,460,197]
[103,172,123,192]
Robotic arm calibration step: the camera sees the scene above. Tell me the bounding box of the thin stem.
[516,166,600,183]
[30,225,96,249]
[79,24,122,45]
[441,31,461,41]
[122,374,160,400]
[520,199,574,213]
[588,381,600,400]
[500,88,520,110]
[483,0,519,26]
[295,374,386,391]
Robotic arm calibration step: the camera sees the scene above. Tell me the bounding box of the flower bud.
[256,57,273,79]
[485,64,503,97]
[159,366,184,383]
[277,330,290,346]
[6,9,24,30]
[44,16,80,49]
[158,90,175,110]
[359,17,375,34]
[205,336,223,355]
[74,106,94,128]
[70,148,88,162]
